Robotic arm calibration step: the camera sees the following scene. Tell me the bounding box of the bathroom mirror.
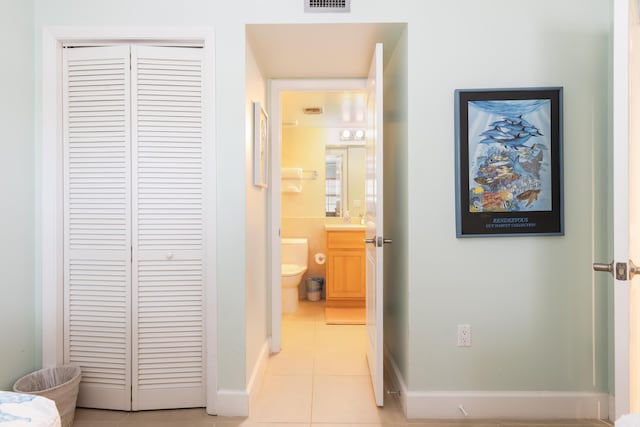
[325,145,366,218]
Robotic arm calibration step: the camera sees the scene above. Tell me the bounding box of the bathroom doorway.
[270,77,381,411]
[246,22,406,412]
[270,78,369,351]
[270,40,386,406]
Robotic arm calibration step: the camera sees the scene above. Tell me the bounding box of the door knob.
[364,237,393,247]
[593,261,614,274]
[593,261,626,280]
[593,260,640,280]
[630,259,640,280]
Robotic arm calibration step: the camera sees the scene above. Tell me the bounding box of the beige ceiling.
[246,23,405,79]
[247,23,405,128]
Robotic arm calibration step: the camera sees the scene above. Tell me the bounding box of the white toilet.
[281,238,308,313]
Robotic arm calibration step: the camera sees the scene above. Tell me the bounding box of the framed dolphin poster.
[454,88,563,237]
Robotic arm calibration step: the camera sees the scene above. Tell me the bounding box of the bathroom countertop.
[324,223,367,231]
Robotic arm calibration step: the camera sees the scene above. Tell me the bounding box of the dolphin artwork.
[467,98,553,213]
[479,115,543,148]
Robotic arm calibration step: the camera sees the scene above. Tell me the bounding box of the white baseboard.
[404,390,609,420]
[383,349,609,420]
[247,341,270,410]
[608,394,615,422]
[383,348,409,415]
[216,341,270,417]
[216,390,249,417]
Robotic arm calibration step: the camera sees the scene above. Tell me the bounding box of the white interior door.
[627,0,640,416]
[63,45,133,410]
[601,0,639,420]
[130,45,206,410]
[63,44,206,411]
[365,43,385,407]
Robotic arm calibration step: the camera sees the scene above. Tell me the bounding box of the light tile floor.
[72,301,612,427]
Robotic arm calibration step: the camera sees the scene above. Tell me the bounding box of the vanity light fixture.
[339,128,365,142]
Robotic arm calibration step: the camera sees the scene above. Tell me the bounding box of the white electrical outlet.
[457,324,471,347]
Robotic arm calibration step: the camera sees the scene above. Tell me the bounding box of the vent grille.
[304,0,350,13]
[303,107,323,115]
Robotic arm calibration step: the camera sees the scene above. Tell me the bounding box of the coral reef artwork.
[467,99,551,213]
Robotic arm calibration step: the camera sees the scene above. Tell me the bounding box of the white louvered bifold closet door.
[63,45,205,411]
[63,45,133,410]
[130,45,205,410]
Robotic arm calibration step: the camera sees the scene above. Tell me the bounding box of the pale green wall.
[245,40,269,385]
[0,0,36,390]
[0,0,607,399]
[406,2,611,391]
[383,26,409,381]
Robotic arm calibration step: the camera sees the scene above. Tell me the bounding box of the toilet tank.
[281,238,308,268]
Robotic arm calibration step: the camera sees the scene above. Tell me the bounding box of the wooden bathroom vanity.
[325,225,366,308]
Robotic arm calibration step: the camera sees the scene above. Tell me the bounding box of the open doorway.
[269,40,386,407]
[246,22,407,415]
[266,78,382,414]
[269,78,369,353]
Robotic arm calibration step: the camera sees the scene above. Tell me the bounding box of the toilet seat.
[282,263,305,276]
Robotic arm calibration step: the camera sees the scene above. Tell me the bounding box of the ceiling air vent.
[303,107,324,115]
[304,0,351,13]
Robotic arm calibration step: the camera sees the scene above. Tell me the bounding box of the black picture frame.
[454,87,564,237]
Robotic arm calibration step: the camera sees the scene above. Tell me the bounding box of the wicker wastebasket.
[13,365,81,427]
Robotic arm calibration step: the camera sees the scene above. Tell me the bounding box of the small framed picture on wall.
[253,102,269,188]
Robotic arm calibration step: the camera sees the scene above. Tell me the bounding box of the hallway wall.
[245,40,269,398]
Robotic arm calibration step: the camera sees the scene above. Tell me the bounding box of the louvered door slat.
[63,45,132,411]
[131,45,205,410]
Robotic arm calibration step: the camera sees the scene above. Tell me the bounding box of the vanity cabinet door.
[325,230,365,307]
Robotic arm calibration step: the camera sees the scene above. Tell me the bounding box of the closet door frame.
[41,27,217,414]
